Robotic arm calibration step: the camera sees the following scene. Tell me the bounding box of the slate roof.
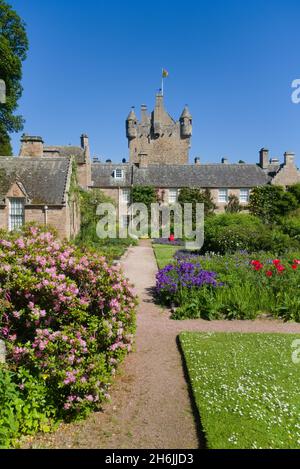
[132,164,269,188]
[91,162,269,189]
[92,163,132,187]
[43,146,85,164]
[0,157,71,205]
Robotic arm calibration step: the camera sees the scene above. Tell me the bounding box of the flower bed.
[156,252,300,321]
[152,238,184,246]
[0,225,137,446]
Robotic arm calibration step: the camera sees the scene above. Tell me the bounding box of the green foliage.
[249,185,298,223]
[0,0,29,153]
[178,187,216,217]
[225,194,242,213]
[132,186,157,208]
[287,183,300,204]
[75,189,136,261]
[180,332,300,449]
[203,213,299,254]
[0,366,55,448]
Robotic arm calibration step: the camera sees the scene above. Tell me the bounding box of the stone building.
[126,92,192,166]
[0,90,300,238]
[0,156,80,239]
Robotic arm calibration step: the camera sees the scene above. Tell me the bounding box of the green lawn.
[180,332,300,449]
[152,244,178,269]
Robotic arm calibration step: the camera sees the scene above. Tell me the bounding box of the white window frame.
[9,198,25,232]
[218,188,228,203]
[121,188,131,205]
[113,169,124,180]
[168,188,178,205]
[240,188,250,204]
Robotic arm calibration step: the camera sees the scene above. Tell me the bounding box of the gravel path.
[25,241,300,449]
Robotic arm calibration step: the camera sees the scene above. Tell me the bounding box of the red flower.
[266,270,273,277]
[251,260,263,271]
[273,259,281,266]
[292,264,298,270]
[293,259,300,265]
[276,264,285,273]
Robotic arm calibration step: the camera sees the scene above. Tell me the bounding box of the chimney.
[141,104,149,124]
[221,157,229,164]
[19,135,44,157]
[194,157,200,165]
[284,151,295,166]
[259,148,269,169]
[81,134,90,160]
[270,157,280,165]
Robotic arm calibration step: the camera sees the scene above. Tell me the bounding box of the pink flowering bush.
[0,225,137,420]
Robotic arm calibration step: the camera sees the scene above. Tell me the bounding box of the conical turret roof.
[180,105,192,119]
[127,107,137,121]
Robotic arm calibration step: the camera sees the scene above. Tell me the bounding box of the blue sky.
[7,0,300,165]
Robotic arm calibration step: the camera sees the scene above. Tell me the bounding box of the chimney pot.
[194,157,200,165]
[221,157,229,164]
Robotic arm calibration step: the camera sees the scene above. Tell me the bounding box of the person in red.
[169,234,175,242]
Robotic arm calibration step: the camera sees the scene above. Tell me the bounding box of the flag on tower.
[162,69,169,78]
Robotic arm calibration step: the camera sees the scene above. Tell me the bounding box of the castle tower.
[126,92,192,166]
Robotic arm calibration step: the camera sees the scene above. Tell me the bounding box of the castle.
[0,91,300,239]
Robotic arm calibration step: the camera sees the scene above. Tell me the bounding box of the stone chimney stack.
[284,151,295,166]
[81,134,90,160]
[221,157,229,164]
[141,104,149,124]
[194,157,200,165]
[19,135,44,157]
[259,148,269,169]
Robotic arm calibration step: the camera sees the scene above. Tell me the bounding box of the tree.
[225,194,242,213]
[287,183,300,204]
[178,187,216,218]
[249,185,298,223]
[132,186,158,209]
[0,0,29,155]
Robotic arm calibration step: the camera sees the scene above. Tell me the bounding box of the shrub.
[0,366,55,448]
[249,186,298,223]
[0,225,137,424]
[178,187,216,219]
[76,189,136,260]
[225,194,242,213]
[203,213,299,254]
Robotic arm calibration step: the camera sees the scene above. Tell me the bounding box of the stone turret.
[180,105,192,138]
[126,107,137,140]
[127,92,192,165]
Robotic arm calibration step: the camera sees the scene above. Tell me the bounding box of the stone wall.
[0,204,80,241]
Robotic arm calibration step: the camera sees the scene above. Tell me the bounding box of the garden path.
[26,240,300,449]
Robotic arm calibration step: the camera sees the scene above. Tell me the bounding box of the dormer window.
[113,169,124,179]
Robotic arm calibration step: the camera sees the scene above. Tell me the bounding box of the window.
[121,188,131,205]
[9,198,25,231]
[240,189,250,203]
[120,215,130,229]
[168,188,178,204]
[218,189,228,203]
[113,169,124,179]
